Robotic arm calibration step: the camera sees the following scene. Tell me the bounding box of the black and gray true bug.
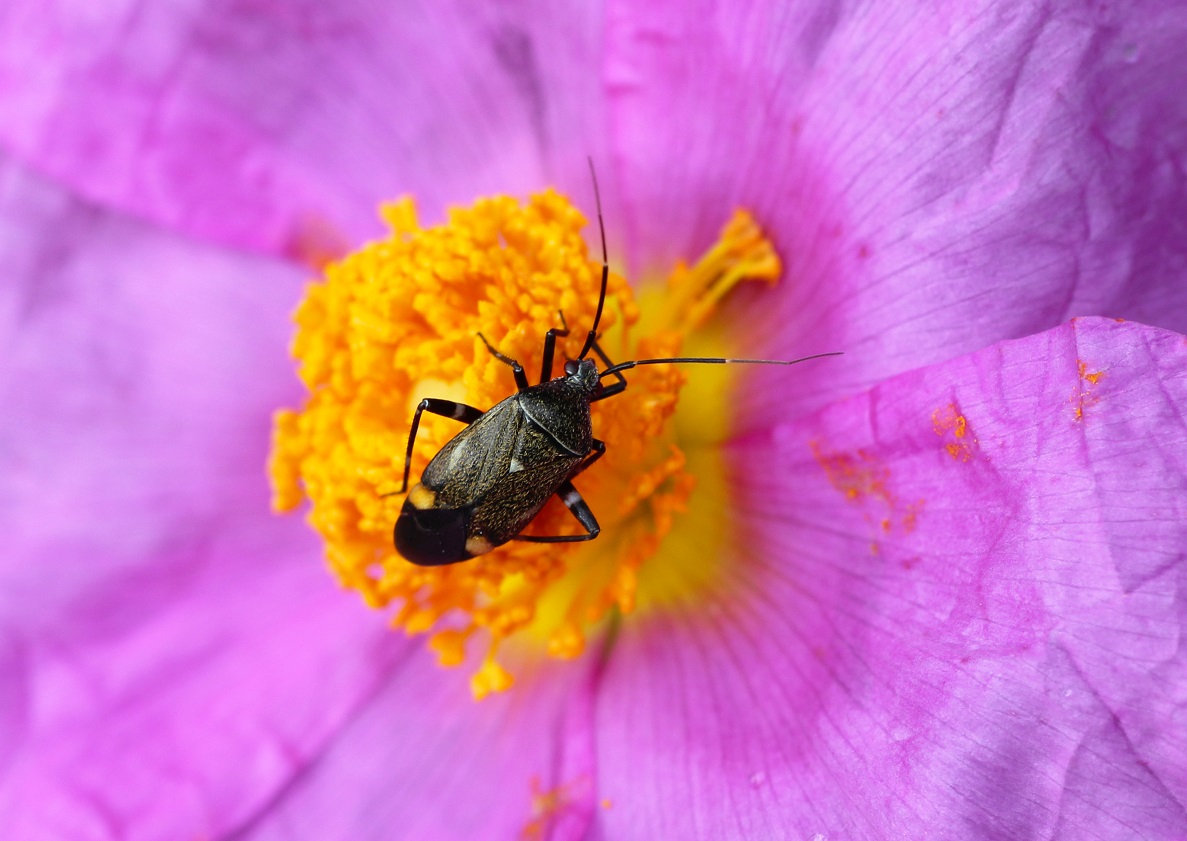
[394,164,841,566]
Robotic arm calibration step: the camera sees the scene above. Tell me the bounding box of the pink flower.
[2,2,1185,839]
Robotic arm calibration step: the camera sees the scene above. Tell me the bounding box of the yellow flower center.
[269,188,780,698]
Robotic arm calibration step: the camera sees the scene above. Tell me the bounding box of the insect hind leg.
[514,481,601,544]
[399,398,484,493]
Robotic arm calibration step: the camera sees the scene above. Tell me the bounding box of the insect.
[394,164,841,566]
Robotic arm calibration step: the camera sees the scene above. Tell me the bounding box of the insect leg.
[588,339,628,402]
[478,332,530,391]
[538,310,570,384]
[571,438,606,478]
[400,398,484,492]
[514,481,601,543]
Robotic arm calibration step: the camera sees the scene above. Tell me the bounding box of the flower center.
[269,189,780,698]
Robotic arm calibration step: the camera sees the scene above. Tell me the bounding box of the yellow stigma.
[269,188,781,698]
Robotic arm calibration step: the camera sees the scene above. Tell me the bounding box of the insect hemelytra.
[394,164,841,566]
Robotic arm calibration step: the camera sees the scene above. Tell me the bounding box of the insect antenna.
[576,159,842,382]
[578,157,609,361]
[598,351,843,379]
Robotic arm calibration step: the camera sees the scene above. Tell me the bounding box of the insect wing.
[469,422,582,545]
[421,395,522,508]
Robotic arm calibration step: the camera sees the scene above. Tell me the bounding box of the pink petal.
[593,317,1187,838]
[604,1,1187,417]
[233,652,605,841]
[0,155,408,837]
[0,1,606,256]
[0,152,302,625]
[0,515,412,841]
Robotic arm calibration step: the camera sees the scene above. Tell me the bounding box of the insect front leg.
[514,480,601,544]
[478,332,530,391]
[588,339,628,401]
[400,398,484,492]
[538,310,569,384]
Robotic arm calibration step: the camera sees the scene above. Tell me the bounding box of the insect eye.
[564,360,580,376]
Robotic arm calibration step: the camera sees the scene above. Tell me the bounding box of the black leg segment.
[572,439,606,479]
[538,310,570,384]
[401,398,484,492]
[478,333,530,391]
[588,339,628,402]
[514,480,601,543]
